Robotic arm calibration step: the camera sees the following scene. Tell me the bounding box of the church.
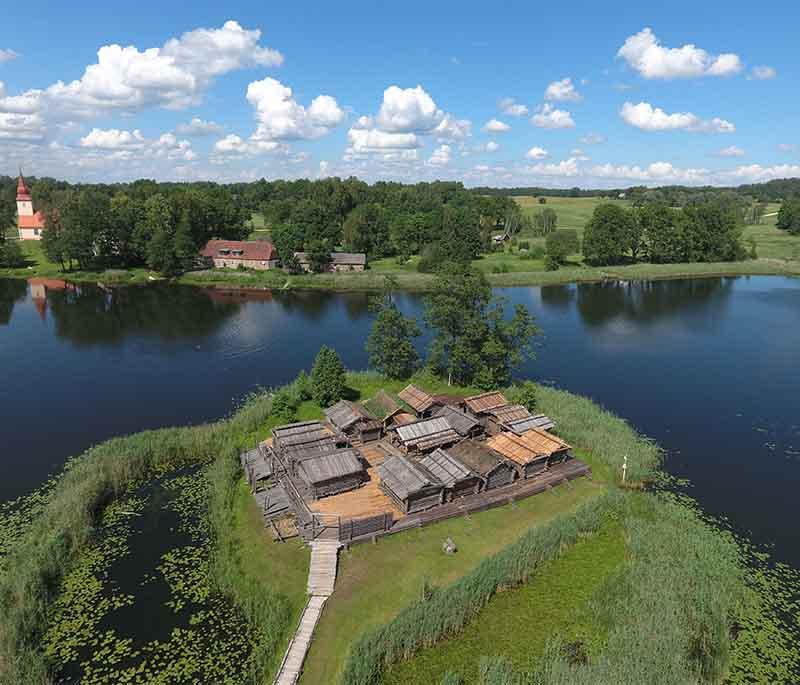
[16,172,46,240]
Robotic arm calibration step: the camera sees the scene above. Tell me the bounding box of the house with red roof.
[200,240,279,270]
[16,172,46,241]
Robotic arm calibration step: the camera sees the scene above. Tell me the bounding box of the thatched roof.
[362,390,402,420]
[448,440,510,476]
[376,455,441,499]
[420,449,477,488]
[398,384,436,413]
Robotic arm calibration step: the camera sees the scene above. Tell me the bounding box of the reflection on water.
[1,275,799,572]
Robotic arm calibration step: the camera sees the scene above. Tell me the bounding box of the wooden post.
[622,455,628,484]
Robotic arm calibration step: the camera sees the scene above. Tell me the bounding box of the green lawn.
[300,479,605,684]
[515,196,631,235]
[381,520,626,685]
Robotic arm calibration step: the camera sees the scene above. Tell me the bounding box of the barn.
[271,421,341,473]
[294,448,367,499]
[420,448,482,501]
[433,404,483,438]
[393,416,461,453]
[398,384,437,417]
[505,413,556,434]
[462,391,510,431]
[487,428,571,479]
[324,399,383,444]
[447,440,517,491]
[376,455,444,513]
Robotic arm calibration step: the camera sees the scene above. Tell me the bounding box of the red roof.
[16,174,31,201]
[200,240,276,262]
[19,211,45,229]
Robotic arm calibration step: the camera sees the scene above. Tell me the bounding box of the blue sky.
[0,0,797,187]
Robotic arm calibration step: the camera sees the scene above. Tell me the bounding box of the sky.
[0,0,798,188]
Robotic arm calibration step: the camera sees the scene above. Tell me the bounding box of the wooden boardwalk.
[274,540,341,685]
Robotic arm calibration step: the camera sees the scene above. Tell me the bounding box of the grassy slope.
[3,200,799,291]
[381,520,626,685]
[301,479,605,685]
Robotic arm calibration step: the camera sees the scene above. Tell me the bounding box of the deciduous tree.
[311,346,346,406]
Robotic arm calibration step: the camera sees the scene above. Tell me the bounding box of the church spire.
[16,169,31,201]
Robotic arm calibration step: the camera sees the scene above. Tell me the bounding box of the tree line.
[777,198,800,235]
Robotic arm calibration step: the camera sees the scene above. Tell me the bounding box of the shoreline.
[2,257,799,293]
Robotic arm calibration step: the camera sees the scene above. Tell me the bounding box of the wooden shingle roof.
[376,455,441,499]
[272,421,333,447]
[518,428,571,455]
[486,429,570,465]
[324,400,365,431]
[463,391,509,414]
[420,449,476,488]
[398,384,436,413]
[434,404,481,436]
[296,448,365,485]
[507,414,556,434]
[489,404,532,423]
[395,417,460,451]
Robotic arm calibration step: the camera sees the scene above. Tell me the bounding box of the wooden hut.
[420,449,482,501]
[486,428,571,479]
[324,399,383,444]
[240,444,272,492]
[485,404,532,435]
[433,404,483,438]
[448,440,517,491]
[462,391,509,431]
[271,421,341,474]
[376,455,444,513]
[361,389,404,429]
[398,384,437,417]
[294,448,367,499]
[393,416,460,453]
[505,413,556,435]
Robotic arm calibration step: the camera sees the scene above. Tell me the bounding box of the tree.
[311,346,346,406]
[425,264,539,387]
[509,380,537,412]
[777,199,800,235]
[173,210,197,272]
[366,278,421,379]
[271,388,297,423]
[638,203,678,263]
[545,229,579,269]
[534,208,558,235]
[583,204,636,265]
[0,236,24,267]
[307,239,332,273]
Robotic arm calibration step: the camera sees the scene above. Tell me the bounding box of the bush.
[491,263,510,274]
[545,255,560,271]
[545,229,579,267]
[517,241,530,251]
[0,239,25,267]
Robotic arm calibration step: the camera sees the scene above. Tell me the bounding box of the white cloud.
[0,111,46,140]
[0,49,19,63]
[587,161,710,184]
[482,118,511,133]
[571,148,590,161]
[246,77,344,141]
[713,145,745,158]
[434,114,472,142]
[212,133,282,157]
[376,85,443,132]
[80,128,145,149]
[620,101,735,134]
[725,164,800,182]
[347,127,420,152]
[525,146,549,160]
[78,127,196,161]
[778,143,797,153]
[749,65,777,80]
[524,157,580,177]
[485,141,500,152]
[544,77,582,102]
[474,164,490,172]
[498,97,529,117]
[427,144,452,166]
[618,27,742,79]
[531,103,575,129]
[176,117,222,136]
[579,132,605,145]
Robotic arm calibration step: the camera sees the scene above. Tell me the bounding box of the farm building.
[420,449,482,500]
[398,384,437,417]
[393,416,461,453]
[324,399,383,444]
[240,444,272,492]
[448,440,517,491]
[487,428,572,479]
[361,390,403,425]
[294,251,367,273]
[272,421,342,472]
[294,448,367,499]
[376,455,444,513]
[200,240,279,270]
[462,391,510,430]
[505,413,556,434]
[431,393,465,408]
[434,404,483,438]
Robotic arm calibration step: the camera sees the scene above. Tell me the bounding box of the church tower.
[16,172,34,217]
[16,171,45,240]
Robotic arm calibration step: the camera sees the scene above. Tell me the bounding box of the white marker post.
[622,455,628,485]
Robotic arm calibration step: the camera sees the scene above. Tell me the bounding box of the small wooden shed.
[434,404,483,438]
[448,440,517,491]
[324,399,383,444]
[240,444,273,492]
[486,404,533,435]
[398,384,437,417]
[361,389,404,429]
[376,455,444,513]
[486,428,571,479]
[462,391,509,431]
[295,448,367,499]
[505,413,556,435]
[420,448,482,501]
[393,416,461,453]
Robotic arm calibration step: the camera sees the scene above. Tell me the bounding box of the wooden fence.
[338,512,394,542]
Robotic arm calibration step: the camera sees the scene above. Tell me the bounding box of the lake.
[1,275,798,570]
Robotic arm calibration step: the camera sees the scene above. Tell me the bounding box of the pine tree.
[311,346,346,407]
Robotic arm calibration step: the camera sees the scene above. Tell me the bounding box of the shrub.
[518,240,530,251]
[0,239,25,267]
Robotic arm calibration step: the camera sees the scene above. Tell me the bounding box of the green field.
[515,195,630,234]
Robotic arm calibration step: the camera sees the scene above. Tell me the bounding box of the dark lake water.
[1,275,799,570]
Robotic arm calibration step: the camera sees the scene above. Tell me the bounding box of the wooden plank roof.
[272,421,333,447]
[463,391,509,414]
[324,400,365,431]
[507,414,556,434]
[489,404,532,423]
[420,449,476,488]
[434,404,481,436]
[376,455,441,499]
[486,429,570,465]
[296,448,365,485]
[398,384,436,413]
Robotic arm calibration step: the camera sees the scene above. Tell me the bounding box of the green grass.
[381,520,626,684]
[300,479,605,684]
[515,196,631,235]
